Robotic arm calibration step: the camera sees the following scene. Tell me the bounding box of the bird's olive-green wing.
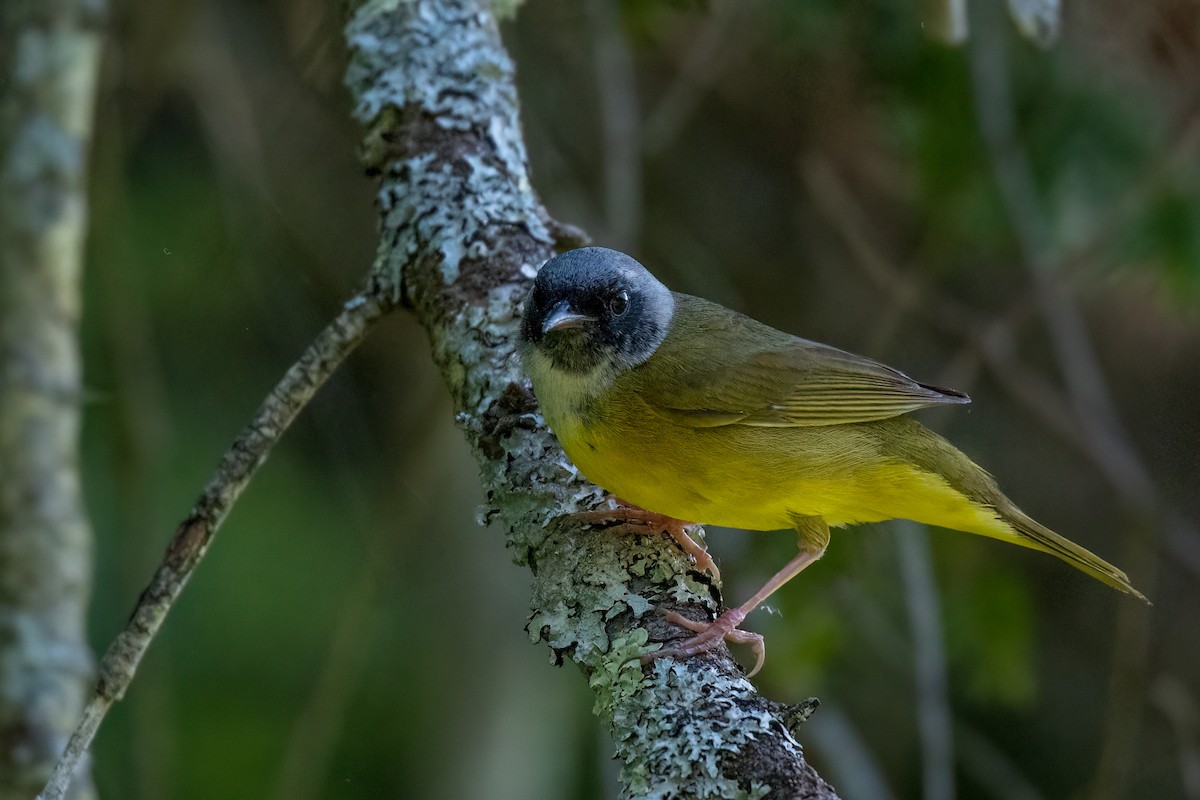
[635,294,969,428]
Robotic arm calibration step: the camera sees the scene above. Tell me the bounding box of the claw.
[569,506,720,580]
[641,608,766,677]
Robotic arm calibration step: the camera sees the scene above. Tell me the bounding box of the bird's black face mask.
[521,248,674,376]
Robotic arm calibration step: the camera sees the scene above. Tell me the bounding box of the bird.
[518,246,1146,676]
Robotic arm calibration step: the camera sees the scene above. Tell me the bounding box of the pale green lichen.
[345,0,550,287]
[612,660,798,800]
[589,629,657,721]
[524,514,715,665]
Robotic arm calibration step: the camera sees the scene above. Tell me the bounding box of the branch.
[1,0,105,796]
[38,292,396,800]
[343,1,839,797]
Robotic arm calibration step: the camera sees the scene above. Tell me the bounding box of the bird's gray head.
[520,247,675,376]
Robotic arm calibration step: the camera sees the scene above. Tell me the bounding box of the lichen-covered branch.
[344,1,839,797]
[0,1,105,797]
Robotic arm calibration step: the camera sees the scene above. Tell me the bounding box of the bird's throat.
[526,348,616,432]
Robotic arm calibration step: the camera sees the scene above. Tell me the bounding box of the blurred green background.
[80,0,1200,798]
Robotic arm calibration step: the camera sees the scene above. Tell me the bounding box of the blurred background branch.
[0,0,105,796]
[923,0,969,46]
[967,9,1158,795]
[922,0,1060,46]
[897,522,956,800]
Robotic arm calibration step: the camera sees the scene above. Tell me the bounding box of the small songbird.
[519,247,1146,675]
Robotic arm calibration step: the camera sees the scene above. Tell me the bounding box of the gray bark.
[0,0,104,797]
[344,1,840,797]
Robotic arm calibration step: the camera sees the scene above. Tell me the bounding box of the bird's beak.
[542,301,596,334]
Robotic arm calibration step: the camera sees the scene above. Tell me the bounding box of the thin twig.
[896,522,955,800]
[38,289,396,800]
[968,2,1119,433]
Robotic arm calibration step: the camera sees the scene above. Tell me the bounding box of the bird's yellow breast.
[546,381,996,537]
[526,337,1006,538]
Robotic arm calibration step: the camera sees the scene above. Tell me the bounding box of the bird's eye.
[609,291,629,316]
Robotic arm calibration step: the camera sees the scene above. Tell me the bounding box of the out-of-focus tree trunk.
[0,0,104,797]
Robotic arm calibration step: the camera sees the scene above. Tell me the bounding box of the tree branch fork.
[40,2,840,798]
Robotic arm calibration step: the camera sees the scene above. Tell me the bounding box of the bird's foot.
[569,506,719,580]
[641,608,766,677]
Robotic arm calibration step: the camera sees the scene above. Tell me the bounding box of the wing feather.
[637,294,969,428]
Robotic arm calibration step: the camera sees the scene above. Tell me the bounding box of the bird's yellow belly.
[551,405,1003,537]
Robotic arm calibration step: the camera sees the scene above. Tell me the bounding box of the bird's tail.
[996,501,1149,604]
[881,416,1148,602]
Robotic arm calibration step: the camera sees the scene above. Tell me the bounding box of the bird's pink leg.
[644,515,830,677]
[570,504,720,580]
